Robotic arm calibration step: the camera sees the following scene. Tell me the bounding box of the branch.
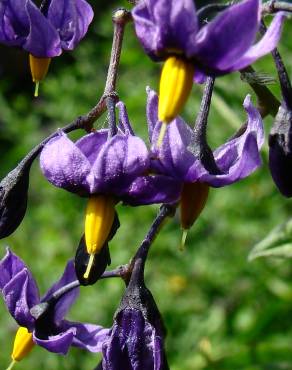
[262,1,292,15]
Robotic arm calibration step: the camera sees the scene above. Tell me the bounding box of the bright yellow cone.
[29,54,51,97]
[6,327,35,370]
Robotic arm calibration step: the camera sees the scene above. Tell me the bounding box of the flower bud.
[0,164,30,239]
[180,182,209,230]
[29,54,51,97]
[269,106,292,197]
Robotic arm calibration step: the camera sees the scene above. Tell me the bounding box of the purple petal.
[41,260,79,323]
[146,86,159,141]
[102,309,165,370]
[124,175,182,205]
[132,0,198,59]
[40,132,92,195]
[116,101,135,136]
[2,267,39,330]
[229,12,286,71]
[47,0,93,51]
[61,320,110,352]
[152,116,195,180]
[33,327,76,355]
[186,95,264,186]
[22,0,61,57]
[0,0,29,46]
[194,0,260,70]
[75,131,108,165]
[0,248,28,288]
[92,135,149,194]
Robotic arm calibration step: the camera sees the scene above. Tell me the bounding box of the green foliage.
[0,3,292,370]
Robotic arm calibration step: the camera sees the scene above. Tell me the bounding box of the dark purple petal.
[33,327,76,355]
[186,95,264,186]
[22,0,61,57]
[40,132,93,194]
[132,0,198,59]
[41,260,79,323]
[92,135,149,194]
[102,309,165,370]
[0,0,29,46]
[47,0,93,51]
[2,267,39,330]
[194,0,260,69]
[229,12,286,71]
[124,175,182,205]
[116,101,135,136]
[61,320,110,352]
[0,248,28,288]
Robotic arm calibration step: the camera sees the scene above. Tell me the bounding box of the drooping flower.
[40,120,181,280]
[132,0,284,142]
[0,0,94,94]
[101,258,169,370]
[146,87,264,235]
[0,248,109,367]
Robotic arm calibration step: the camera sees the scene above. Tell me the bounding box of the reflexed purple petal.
[92,135,149,194]
[33,327,76,354]
[0,248,28,288]
[75,131,108,165]
[0,0,29,46]
[229,12,286,71]
[41,260,79,323]
[23,0,61,57]
[102,309,165,370]
[132,0,198,59]
[47,0,93,51]
[2,268,39,330]
[40,132,92,194]
[146,86,159,141]
[124,175,182,205]
[194,0,260,69]
[117,101,135,136]
[61,320,110,352]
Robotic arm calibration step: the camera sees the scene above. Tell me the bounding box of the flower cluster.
[0,0,290,369]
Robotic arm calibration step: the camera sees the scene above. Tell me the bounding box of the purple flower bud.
[102,258,169,370]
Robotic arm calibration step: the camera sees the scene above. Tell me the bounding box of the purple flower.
[132,0,284,79]
[0,248,109,355]
[0,0,93,57]
[147,87,264,187]
[40,113,181,205]
[102,258,169,370]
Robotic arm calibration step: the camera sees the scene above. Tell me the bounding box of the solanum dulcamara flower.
[40,118,181,281]
[146,87,264,238]
[0,0,93,95]
[101,258,169,370]
[0,249,109,369]
[132,0,284,144]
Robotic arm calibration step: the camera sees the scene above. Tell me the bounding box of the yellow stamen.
[29,54,51,97]
[158,56,194,124]
[83,253,95,280]
[84,195,115,277]
[6,360,17,370]
[11,327,34,363]
[34,81,40,98]
[180,182,209,230]
[180,229,188,251]
[156,122,168,148]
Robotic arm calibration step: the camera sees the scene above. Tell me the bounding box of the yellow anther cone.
[84,195,115,279]
[29,54,51,97]
[7,327,35,369]
[180,182,209,234]
[157,56,194,147]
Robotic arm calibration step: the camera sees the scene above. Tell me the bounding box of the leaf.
[248,218,292,260]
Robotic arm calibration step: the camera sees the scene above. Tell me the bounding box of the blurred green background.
[1,1,292,369]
